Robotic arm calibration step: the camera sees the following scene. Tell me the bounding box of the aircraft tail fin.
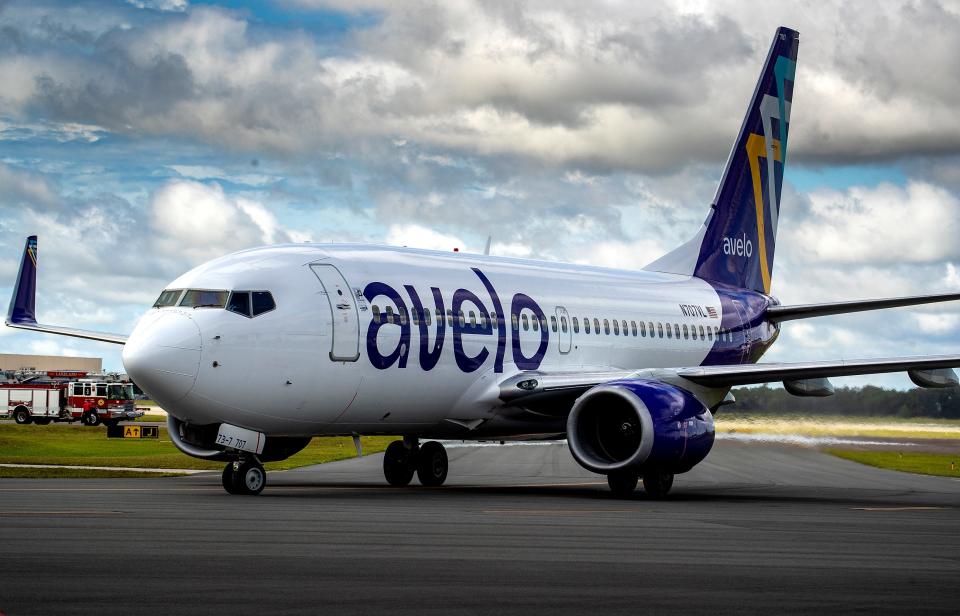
[645,26,799,294]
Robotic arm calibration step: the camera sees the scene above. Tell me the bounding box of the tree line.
[728,385,960,418]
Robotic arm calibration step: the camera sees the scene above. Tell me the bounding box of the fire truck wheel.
[82,412,101,427]
[13,407,31,425]
[231,461,266,495]
[221,464,241,495]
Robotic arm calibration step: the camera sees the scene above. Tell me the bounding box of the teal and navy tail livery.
[647,26,797,295]
[6,27,960,498]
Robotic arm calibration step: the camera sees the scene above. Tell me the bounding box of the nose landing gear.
[382,438,449,487]
[221,458,266,495]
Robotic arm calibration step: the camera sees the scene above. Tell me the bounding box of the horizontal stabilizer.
[766,293,960,322]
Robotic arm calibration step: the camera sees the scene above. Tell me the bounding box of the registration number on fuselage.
[216,423,265,454]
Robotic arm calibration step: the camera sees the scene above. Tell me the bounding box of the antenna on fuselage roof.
[484,235,492,256]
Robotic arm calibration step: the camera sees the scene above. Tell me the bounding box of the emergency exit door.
[556,306,572,354]
[310,264,360,361]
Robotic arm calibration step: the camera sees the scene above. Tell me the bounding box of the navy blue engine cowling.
[566,379,715,475]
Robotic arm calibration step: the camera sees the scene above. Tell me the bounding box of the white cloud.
[786,182,960,264]
[149,180,303,261]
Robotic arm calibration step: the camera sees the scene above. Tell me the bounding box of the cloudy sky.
[2,0,960,388]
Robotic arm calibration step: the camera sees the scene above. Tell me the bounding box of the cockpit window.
[179,289,229,309]
[227,291,252,317]
[153,289,183,308]
[252,292,276,316]
[226,290,276,318]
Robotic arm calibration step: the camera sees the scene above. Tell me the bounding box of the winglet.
[7,235,38,326]
[5,235,128,345]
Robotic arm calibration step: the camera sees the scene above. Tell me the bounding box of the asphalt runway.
[1,439,958,616]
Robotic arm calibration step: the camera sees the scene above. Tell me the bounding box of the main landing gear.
[606,468,674,499]
[382,437,449,487]
[221,458,266,495]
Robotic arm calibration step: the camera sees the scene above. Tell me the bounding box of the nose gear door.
[310,264,360,361]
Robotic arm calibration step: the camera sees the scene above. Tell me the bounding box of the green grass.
[716,415,960,439]
[0,467,183,478]
[0,424,394,474]
[827,449,960,478]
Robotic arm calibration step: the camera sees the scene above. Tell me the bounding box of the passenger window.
[561,316,568,333]
[399,308,408,326]
[469,310,476,326]
[227,291,251,318]
[630,321,637,336]
[386,306,395,324]
[532,315,539,331]
[458,311,466,327]
[674,324,681,339]
[613,319,620,335]
[412,309,420,326]
[604,319,610,335]
[639,321,646,337]
[699,325,705,339]
[447,309,454,327]
[371,305,381,324]
[665,323,672,339]
[691,325,697,340]
[491,312,498,329]
[512,314,519,330]
[522,314,529,331]
[572,317,579,333]
[593,318,600,334]
[707,327,713,341]
[425,309,432,326]
[683,324,689,339]
[584,318,591,334]
[551,315,558,332]
[251,292,275,316]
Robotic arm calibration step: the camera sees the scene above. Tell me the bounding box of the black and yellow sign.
[107,424,159,439]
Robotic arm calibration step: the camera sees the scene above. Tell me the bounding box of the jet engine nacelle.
[566,379,715,475]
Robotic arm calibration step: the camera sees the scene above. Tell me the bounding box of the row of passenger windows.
[153,289,276,318]
[370,305,736,342]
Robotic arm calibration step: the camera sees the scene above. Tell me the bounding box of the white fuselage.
[122,244,734,438]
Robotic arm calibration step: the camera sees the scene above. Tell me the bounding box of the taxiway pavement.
[1,439,958,615]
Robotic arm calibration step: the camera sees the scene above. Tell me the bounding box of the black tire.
[222,464,240,495]
[82,412,101,427]
[607,470,639,498]
[383,440,416,486]
[231,461,266,495]
[642,470,674,499]
[13,408,31,425]
[416,441,448,487]
[33,418,52,426]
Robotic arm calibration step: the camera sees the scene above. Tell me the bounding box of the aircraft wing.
[767,293,960,322]
[5,236,128,345]
[500,355,960,403]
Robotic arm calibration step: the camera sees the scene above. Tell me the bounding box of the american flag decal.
[706,306,718,319]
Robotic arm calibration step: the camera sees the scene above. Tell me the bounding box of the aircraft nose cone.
[123,311,201,404]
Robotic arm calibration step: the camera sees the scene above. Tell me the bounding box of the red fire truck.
[1,377,143,427]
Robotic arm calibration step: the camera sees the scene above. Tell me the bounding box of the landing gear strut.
[382,438,448,487]
[221,459,266,495]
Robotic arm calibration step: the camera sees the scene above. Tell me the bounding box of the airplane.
[7,26,960,498]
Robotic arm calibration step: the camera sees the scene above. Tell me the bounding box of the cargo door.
[310,264,360,361]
